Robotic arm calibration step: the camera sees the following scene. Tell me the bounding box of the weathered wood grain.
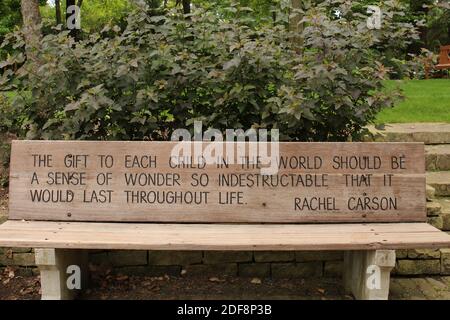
[8,140,426,223]
[0,221,449,250]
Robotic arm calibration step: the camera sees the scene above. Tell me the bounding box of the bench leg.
[35,249,89,300]
[343,250,396,300]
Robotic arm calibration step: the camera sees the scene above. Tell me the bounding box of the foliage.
[0,93,22,135]
[0,0,24,60]
[0,0,47,60]
[426,2,450,51]
[1,0,416,142]
[40,0,134,33]
[0,93,19,186]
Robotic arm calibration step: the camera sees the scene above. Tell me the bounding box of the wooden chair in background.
[436,45,450,71]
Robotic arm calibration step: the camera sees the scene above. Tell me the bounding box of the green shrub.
[0,0,416,141]
[0,94,19,186]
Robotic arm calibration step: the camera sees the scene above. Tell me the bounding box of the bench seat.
[1,220,449,251]
[436,64,450,69]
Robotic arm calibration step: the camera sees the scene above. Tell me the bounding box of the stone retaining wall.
[2,247,450,278]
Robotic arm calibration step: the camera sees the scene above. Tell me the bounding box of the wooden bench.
[0,140,449,300]
[436,45,450,71]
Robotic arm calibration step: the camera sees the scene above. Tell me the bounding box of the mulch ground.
[0,267,40,300]
[0,268,350,300]
[84,270,349,300]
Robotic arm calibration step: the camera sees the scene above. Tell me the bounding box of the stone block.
[253,251,295,263]
[427,202,442,217]
[108,250,147,266]
[238,263,270,278]
[116,265,181,277]
[203,251,252,264]
[395,259,440,275]
[323,261,342,277]
[426,185,436,200]
[89,252,109,265]
[441,249,450,275]
[428,216,444,230]
[442,213,450,231]
[407,249,441,259]
[0,252,13,266]
[12,248,32,253]
[184,263,238,277]
[271,262,323,278]
[396,249,408,259]
[148,251,202,266]
[437,154,450,171]
[295,251,342,262]
[12,253,35,266]
[426,154,437,171]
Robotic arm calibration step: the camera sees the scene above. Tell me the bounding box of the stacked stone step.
[421,136,450,276]
[366,123,450,276]
[393,186,450,276]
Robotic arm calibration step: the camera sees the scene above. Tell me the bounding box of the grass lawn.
[376,79,450,124]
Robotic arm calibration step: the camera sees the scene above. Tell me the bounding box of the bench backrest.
[8,141,425,224]
[439,45,450,65]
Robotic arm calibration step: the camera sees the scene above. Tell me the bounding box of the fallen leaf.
[116,275,129,281]
[20,287,34,295]
[7,267,15,279]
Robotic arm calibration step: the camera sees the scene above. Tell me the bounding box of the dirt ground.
[84,270,350,300]
[0,268,40,300]
[0,268,350,300]
[2,269,450,300]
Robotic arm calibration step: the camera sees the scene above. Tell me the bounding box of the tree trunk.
[182,0,191,14]
[20,0,42,63]
[55,0,62,25]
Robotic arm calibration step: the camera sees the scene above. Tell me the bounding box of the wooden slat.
[0,221,449,251]
[8,141,426,223]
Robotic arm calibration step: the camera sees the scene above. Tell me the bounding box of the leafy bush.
[0,0,416,141]
[0,94,17,186]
